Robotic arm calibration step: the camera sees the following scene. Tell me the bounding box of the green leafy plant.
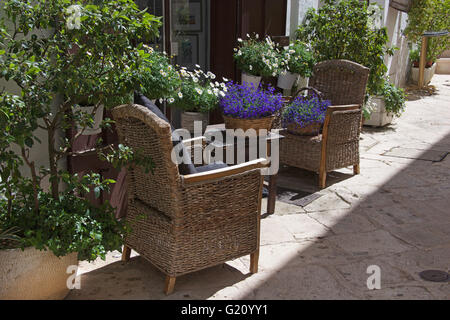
[296,0,395,95]
[136,45,182,100]
[379,80,406,117]
[233,34,283,78]
[0,0,162,261]
[281,41,315,78]
[169,66,227,113]
[404,0,450,64]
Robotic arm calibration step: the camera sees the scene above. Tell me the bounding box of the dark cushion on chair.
[195,162,228,173]
[134,92,197,175]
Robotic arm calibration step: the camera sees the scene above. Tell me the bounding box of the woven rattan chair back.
[112,104,181,220]
[309,59,370,106]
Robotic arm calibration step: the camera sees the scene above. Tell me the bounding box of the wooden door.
[209,0,288,124]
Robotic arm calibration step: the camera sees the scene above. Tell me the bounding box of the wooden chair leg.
[164,276,176,295]
[250,251,259,274]
[353,164,360,175]
[319,169,327,189]
[122,245,131,262]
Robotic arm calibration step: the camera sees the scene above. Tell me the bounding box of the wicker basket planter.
[287,122,322,136]
[181,111,209,134]
[0,247,78,300]
[223,115,275,134]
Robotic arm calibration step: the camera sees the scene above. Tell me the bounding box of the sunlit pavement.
[67,75,450,300]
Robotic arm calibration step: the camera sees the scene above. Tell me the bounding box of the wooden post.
[418,35,428,88]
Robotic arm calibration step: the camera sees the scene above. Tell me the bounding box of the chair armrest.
[181,158,268,185]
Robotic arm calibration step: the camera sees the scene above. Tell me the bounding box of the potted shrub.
[278,41,315,90]
[297,0,402,123]
[233,34,283,89]
[404,0,449,84]
[409,48,437,85]
[219,82,284,134]
[0,0,160,299]
[169,66,225,133]
[282,95,331,135]
[364,80,406,127]
[136,46,182,103]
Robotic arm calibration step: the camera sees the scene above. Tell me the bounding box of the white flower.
[195,64,201,68]
[207,89,213,95]
[213,88,219,95]
[219,91,226,97]
[249,65,253,71]
[195,88,203,95]
[223,77,229,82]
[237,50,242,56]
[289,50,295,54]
[272,72,277,77]
[159,98,164,104]
[168,65,173,71]
[192,77,199,83]
[159,70,167,77]
[215,81,220,87]
[246,33,250,38]
[168,98,175,104]
[180,69,188,77]
[220,83,226,88]
[178,92,183,98]
[255,34,259,39]
[237,38,243,42]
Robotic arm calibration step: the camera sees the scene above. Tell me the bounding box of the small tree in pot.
[0,0,160,299]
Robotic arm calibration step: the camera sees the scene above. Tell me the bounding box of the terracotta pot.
[223,115,275,135]
[0,247,78,300]
[287,122,322,136]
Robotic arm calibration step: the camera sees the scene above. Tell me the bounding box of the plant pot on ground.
[220,82,284,135]
[282,94,331,136]
[169,66,226,134]
[234,34,283,89]
[409,48,437,85]
[364,80,406,127]
[0,0,161,299]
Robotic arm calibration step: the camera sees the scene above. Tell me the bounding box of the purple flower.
[282,94,331,128]
[219,82,284,119]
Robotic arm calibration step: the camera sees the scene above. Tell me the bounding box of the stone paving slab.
[67,75,450,300]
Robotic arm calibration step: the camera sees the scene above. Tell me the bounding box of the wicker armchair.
[111,104,265,295]
[280,105,362,189]
[279,60,369,189]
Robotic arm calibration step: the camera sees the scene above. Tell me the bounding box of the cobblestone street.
[67,75,450,300]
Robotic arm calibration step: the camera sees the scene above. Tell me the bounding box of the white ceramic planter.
[181,111,209,134]
[277,71,299,90]
[364,96,393,127]
[241,72,262,89]
[411,62,436,85]
[73,104,104,135]
[0,247,78,300]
